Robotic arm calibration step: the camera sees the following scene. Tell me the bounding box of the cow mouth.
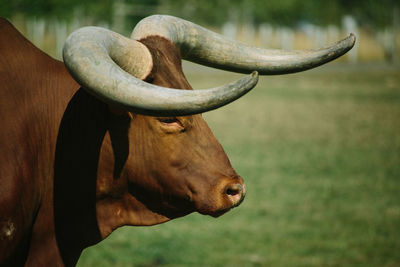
[205,188,247,218]
[209,200,245,218]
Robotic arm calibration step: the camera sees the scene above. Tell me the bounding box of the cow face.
[95,36,245,237]
[95,112,245,237]
[129,114,245,217]
[127,36,245,219]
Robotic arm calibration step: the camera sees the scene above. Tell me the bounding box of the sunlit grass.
[78,64,400,267]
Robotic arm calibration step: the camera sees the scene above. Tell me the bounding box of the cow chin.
[197,196,246,218]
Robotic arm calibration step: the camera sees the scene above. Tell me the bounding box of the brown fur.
[0,19,244,266]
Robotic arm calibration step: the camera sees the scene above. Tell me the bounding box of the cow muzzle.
[225,183,246,207]
[198,178,246,218]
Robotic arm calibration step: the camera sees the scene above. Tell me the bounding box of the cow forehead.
[139,36,194,91]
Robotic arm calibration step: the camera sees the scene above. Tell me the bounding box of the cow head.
[92,36,248,235]
[126,36,247,221]
[62,15,355,236]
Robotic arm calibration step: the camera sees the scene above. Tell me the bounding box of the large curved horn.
[63,27,258,116]
[132,15,356,74]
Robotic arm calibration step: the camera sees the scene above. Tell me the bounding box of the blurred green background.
[2,0,400,62]
[2,1,400,266]
[78,65,400,267]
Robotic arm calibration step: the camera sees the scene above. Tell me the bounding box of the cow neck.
[53,88,108,266]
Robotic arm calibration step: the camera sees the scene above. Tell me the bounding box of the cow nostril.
[225,184,243,196]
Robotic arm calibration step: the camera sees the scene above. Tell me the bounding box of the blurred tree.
[0,0,398,29]
[158,0,399,29]
[340,0,398,28]
[124,0,160,28]
[0,0,114,23]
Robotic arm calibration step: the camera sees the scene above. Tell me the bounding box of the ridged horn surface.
[132,15,356,75]
[63,27,259,116]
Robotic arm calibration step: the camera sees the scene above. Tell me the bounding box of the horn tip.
[250,71,259,84]
[251,71,259,79]
[348,33,356,46]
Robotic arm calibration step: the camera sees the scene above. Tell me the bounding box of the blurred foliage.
[161,0,399,28]
[0,0,398,28]
[0,0,114,23]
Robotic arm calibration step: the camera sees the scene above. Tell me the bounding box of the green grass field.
[77,64,400,267]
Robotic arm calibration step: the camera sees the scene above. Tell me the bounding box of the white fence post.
[27,17,46,48]
[242,22,256,45]
[55,21,68,59]
[259,23,273,48]
[342,15,359,63]
[314,26,327,47]
[222,22,237,40]
[327,24,340,43]
[280,27,294,50]
[113,0,126,34]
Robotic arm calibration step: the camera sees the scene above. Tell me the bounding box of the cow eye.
[157,117,185,130]
[158,117,179,124]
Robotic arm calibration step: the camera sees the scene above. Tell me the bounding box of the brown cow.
[0,15,355,266]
